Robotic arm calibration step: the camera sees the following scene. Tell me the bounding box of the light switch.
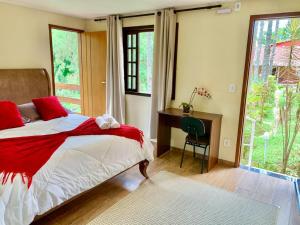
[228,84,236,93]
[224,139,231,147]
[234,2,242,11]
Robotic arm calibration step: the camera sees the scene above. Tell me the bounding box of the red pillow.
[32,96,68,121]
[0,101,24,130]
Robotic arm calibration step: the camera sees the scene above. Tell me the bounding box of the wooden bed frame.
[0,68,149,222]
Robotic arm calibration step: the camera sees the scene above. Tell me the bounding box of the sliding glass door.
[238,14,300,177]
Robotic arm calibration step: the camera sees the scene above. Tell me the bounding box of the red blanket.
[0,118,143,188]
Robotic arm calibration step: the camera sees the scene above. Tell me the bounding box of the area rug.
[88,171,279,225]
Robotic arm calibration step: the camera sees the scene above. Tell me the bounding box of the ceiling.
[0,0,232,19]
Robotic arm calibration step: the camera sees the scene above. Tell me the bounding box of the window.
[49,25,83,113]
[123,26,154,96]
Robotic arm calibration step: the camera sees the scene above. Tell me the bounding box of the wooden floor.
[32,150,299,225]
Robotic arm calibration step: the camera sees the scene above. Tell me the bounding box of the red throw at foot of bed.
[0,118,144,188]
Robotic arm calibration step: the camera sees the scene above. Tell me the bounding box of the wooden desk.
[157,108,222,171]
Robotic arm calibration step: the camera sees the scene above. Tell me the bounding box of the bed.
[0,69,154,225]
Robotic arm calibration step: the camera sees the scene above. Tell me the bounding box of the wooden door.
[80,31,107,117]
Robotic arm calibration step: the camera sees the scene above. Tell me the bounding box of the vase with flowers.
[179,87,212,114]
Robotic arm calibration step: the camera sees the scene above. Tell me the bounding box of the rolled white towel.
[103,114,120,128]
[96,116,111,129]
[102,114,113,123]
[110,117,120,128]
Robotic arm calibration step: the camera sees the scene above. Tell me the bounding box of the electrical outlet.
[228,84,236,93]
[234,2,242,11]
[224,139,231,147]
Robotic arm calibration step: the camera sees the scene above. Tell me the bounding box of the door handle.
[101,81,106,84]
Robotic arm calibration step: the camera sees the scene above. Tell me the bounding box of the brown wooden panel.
[159,108,222,121]
[208,117,222,171]
[55,83,80,91]
[78,34,85,115]
[157,108,222,171]
[157,114,172,157]
[80,32,106,117]
[90,32,107,117]
[57,96,81,105]
[0,69,50,104]
[80,32,91,116]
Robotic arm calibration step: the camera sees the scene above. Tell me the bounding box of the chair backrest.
[180,116,206,137]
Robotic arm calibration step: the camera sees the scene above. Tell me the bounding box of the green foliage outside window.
[52,29,80,85]
[51,29,81,113]
[242,18,300,177]
[247,76,277,121]
[138,32,154,94]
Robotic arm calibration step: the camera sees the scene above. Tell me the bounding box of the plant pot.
[182,105,193,113]
[183,105,191,113]
[179,103,193,114]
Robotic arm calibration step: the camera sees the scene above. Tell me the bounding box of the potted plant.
[179,87,211,114]
[180,102,194,113]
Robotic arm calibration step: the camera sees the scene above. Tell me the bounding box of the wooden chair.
[180,116,210,173]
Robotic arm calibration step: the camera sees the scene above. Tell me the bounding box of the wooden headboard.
[0,69,51,104]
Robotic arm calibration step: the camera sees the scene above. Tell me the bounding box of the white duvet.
[0,114,154,225]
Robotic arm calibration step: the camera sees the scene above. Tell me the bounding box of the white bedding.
[0,114,154,225]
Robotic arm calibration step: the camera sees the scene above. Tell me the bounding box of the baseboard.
[170,147,209,160]
[218,159,235,167]
[156,147,235,167]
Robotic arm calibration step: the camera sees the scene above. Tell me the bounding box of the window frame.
[235,12,300,167]
[48,24,84,112]
[48,24,84,95]
[123,25,154,97]
[172,23,179,100]
[123,24,179,98]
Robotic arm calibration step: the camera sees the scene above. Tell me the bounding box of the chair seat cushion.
[186,134,209,145]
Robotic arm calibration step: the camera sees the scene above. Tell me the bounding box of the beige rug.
[88,171,279,225]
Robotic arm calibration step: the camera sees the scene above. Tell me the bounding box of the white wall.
[0,2,85,79]
[125,95,152,137]
[86,16,154,138]
[86,0,300,163]
[170,0,300,162]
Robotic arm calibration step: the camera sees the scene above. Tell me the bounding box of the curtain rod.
[94,4,222,22]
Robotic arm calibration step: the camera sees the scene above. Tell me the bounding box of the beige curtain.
[106,15,125,123]
[150,9,177,138]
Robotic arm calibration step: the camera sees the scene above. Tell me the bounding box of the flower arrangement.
[197,87,212,98]
[179,87,212,113]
